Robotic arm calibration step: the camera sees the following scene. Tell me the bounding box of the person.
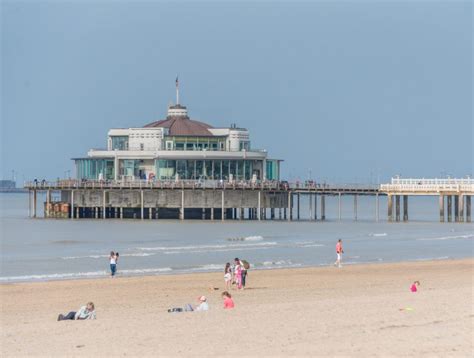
[109,251,117,277]
[239,258,249,289]
[58,302,96,321]
[195,296,209,311]
[411,281,420,292]
[222,291,234,309]
[233,259,242,289]
[334,239,344,268]
[224,263,232,290]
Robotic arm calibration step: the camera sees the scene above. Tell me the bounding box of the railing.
[24,179,380,192]
[381,178,474,193]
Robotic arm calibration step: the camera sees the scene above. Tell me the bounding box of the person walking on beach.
[224,262,232,290]
[58,302,96,321]
[109,251,118,277]
[334,239,344,268]
[233,259,242,289]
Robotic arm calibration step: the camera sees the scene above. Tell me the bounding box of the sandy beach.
[1,259,472,357]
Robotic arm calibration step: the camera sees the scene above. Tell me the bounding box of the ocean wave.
[369,233,387,237]
[416,234,474,241]
[163,246,272,255]
[137,242,278,252]
[226,235,264,242]
[61,253,156,260]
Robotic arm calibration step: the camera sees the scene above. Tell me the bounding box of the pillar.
[321,195,325,221]
[447,196,452,222]
[240,208,245,220]
[76,206,80,219]
[466,196,471,222]
[288,192,292,221]
[149,207,153,220]
[211,207,215,220]
[338,193,341,221]
[297,193,300,220]
[375,193,379,222]
[155,207,159,219]
[70,190,75,219]
[33,190,37,218]
[439,195,444,222]
[354,195,358,221]
[258,191,261,221]
[395,195,400,222]
[314,195,318,220]
[403,195,408,222]
[271,208,275,220]
[388,194,393,222]
[103,191,107,219]
[458,195,464,223]
[28,190,31,218]
[278,208,282,220]
[95,207,99,219]
[221,190,225,221]
[283,207,287,220]
[454,195,459,222]
[309,194,313,220]
[141,190,144,220]
[46,189,51,218]
[120,207,123,219]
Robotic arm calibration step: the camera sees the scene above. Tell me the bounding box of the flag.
[175,76,179,88]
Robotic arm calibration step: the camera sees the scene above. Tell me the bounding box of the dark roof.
[144,116,214,136]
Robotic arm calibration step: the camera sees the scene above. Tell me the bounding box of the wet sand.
[1,259,472,357]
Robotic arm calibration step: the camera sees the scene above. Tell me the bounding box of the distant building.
[73,87,281,181]
[0,180,16,189]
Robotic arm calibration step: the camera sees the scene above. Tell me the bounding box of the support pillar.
[288,192,292,221]
[28,190,31,218]
[309,194,313,220]
[283,207,287,220]
[403,195,408,222]
[279,208,282,220]
[439,195,444,222]
[155,207,159,219]
[466,196,471,222]
[221,191,225,221]
[447,196,452,222]
[120,207,123,219]
[458,195,464,223]
[258,191,261,221]
[314,195,318,220]
[211,208,215,220]
[375,193,379,222]
[395,195,400,222]
[180,190,185,220]
[46,189,51,218]
[338,193,342,221]
[95,207,99,219]
[388,194,393,222]
[454,195,459,222]
[103,191,107,219]
[240,208,245,221]
[202,208,206,220]
[70,190,74,219]
[149,207,153,220]
[33,190,37,218]
[297,193,300,220]
[321,195,325,221]
[76,206,80,219]
[271,208,275,220]
[141,190,144,220]
[354,195,358,221]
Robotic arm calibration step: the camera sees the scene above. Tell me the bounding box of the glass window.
[111,136,129,150]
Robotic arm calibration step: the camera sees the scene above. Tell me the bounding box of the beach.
[1,258,472,357]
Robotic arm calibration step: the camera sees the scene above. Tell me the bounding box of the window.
[140,143,144,151]
[166,141,173,150]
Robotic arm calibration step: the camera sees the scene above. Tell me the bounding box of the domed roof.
[144,104,214,136]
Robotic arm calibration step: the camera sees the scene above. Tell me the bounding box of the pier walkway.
[24,178,472,223]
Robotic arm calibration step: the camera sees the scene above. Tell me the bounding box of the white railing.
[381,178,474,194]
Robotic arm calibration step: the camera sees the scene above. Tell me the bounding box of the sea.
[1,192,473,283]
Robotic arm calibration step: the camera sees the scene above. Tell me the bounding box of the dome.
[144,104,214,136]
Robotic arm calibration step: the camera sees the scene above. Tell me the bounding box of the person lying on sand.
[194,296,209,311]
[58,302,96,321]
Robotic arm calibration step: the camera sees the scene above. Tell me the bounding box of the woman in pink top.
[233,262,242,289]
[222,291,234,309]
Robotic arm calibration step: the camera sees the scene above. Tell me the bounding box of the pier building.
[73,85,281,182]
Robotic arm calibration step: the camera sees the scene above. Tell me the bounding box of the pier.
[25,178,473,222]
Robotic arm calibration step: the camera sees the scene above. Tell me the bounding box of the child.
[411,281,420,292]
[222,291,234,309]
[224,263,232,290]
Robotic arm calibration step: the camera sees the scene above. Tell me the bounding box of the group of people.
[224,257,249,290]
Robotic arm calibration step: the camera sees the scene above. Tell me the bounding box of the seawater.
[1,193,473,282]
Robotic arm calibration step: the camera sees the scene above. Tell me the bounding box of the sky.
[1,0,472,184]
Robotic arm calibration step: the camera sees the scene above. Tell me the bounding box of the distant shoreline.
[0,189,28,193]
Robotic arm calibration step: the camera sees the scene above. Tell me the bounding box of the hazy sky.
[1,0,472,183]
